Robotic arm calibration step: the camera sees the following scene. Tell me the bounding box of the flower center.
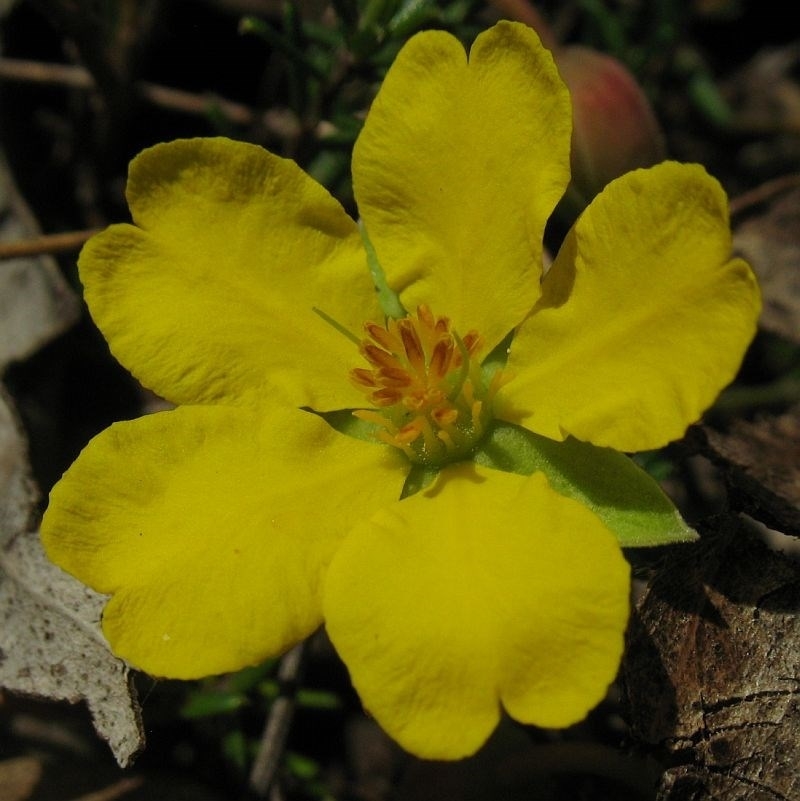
[350,305,505,467]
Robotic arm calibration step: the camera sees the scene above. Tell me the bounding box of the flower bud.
[556,45,666,206]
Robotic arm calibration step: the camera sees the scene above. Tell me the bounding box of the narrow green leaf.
[359,0,399,31]
[440,0,482,25]
[239,16,328,81]
[181,690,247,719]
[360,223,405,319]
[285,751,321,780]
[222,730,250,771]
[475,421,697,548]
[227,659,278,693]
[387,0,440,38]
[258,678,280,702]
[296,688,343,710]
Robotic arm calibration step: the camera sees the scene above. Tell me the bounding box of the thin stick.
[0,229,100,260]
[70,777,145,801]
[0,57,256,127]
[729,173,800,217]
[138,81,255,125]
[0,57,92,88]
[247,642,305,798]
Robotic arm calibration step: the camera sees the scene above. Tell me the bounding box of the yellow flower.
[40,22,760,760]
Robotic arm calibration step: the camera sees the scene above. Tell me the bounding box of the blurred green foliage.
[179,654,341,796]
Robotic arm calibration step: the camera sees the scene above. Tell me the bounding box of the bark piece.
[623,516,799,801]
[691,409,800,537]
[733,183,800,346]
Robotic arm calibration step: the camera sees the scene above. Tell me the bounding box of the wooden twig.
[0,57,257,126]
[138,82,255,126]
[0,229,100,260]
[71,777,145,801]
[729,173,800,216]
[0,57,92,88]
[247,643,305,799]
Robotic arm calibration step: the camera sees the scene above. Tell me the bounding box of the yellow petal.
[324,463,630,760]
[503,162,761,451]
[352,22,572,351]
[41,404,405,678]
[80,138,379,410]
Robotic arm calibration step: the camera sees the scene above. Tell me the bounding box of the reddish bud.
[556,45,666,204]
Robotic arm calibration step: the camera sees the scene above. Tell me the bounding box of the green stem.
[312,307,361,345]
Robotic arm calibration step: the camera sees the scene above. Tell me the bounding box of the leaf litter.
[0,150,144,768]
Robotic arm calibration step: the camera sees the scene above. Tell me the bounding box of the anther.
[398,321,426,375]
[365,322,399,352]
[429,338,455,380]
[417,304,436,329]
[363,344,399,370]
[378,366,413,386]
[351,368,378,388]
[372,388,403,406]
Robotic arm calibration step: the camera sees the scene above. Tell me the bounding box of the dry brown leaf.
[623,515,799,801]
[0,153,143,767]
[0,152,79,370]
[0,388,144,766]
[733,185,800,345]
[0,390,37,540]
[0,525,145,767]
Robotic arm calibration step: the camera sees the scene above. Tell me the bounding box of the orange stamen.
[347,305,507,466]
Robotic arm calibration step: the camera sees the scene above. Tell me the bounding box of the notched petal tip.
[506,161,762,452]
[41,403,405,680]
[352,21,572,354]
[79,135,379,411]
[324,464,630,759]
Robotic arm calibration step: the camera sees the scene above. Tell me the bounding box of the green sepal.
[312,408,438,499]
[310,407,383,443]
[480,330,512,382]
[474,421,697,548]
[401,463,439,499]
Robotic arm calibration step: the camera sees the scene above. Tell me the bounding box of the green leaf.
[296,688,343,710]
[239,16,328,81]
[258,678,280,702]
[285,751,321,780]
[474,421,697,548]
[226,659,278,693]
[181,690,247,719]
[387,0,440,38]
[222,730,250,771]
